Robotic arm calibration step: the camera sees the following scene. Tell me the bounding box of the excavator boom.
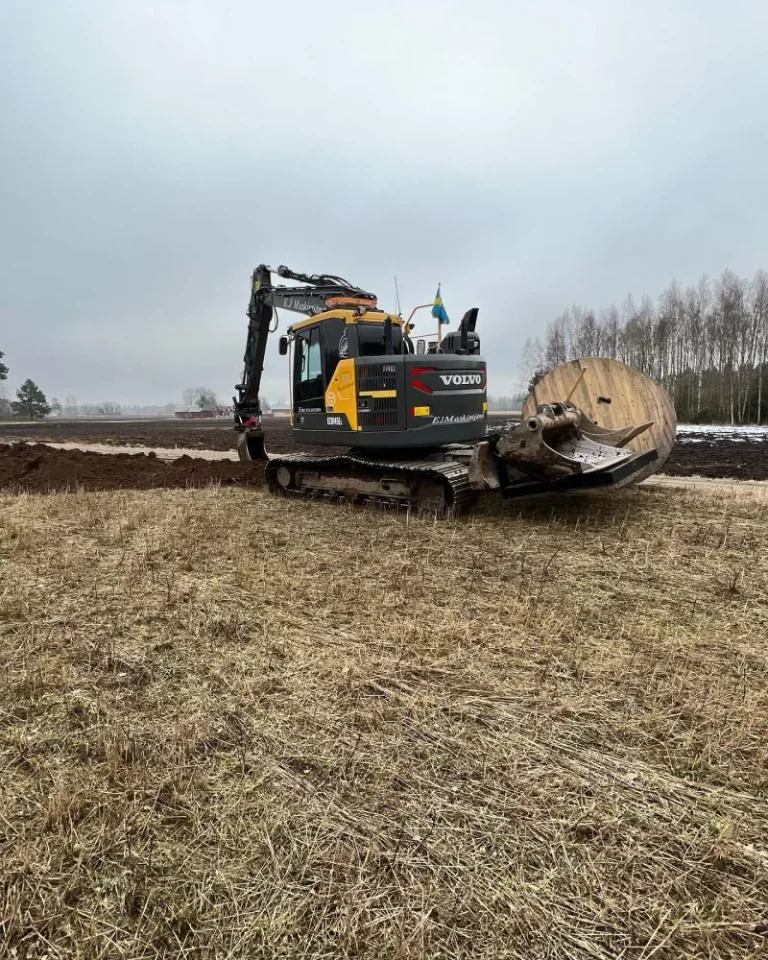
[234,264,378,454]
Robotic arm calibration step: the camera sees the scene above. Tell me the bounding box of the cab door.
[293,325,326,429]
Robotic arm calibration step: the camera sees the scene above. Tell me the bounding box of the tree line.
[0,351,216,420]
[0,360,261,420]
[520,269,768,424]
[487,394,526,412]
[60,398,177,417]
[0,351,179,420]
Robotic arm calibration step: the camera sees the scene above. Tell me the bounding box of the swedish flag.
[432,284,450,325]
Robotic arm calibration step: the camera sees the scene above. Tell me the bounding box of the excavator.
[234,264,665,512]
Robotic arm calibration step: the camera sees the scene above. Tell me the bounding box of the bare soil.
[1,418,767,480]
[0,417,265,452]
[0,442,263,493]
[665,431,768,480]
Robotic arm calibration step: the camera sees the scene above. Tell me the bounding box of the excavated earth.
[0,419,767,491]
[0,443,264,494]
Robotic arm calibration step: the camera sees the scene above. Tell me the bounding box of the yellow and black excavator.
[234,263,663,512]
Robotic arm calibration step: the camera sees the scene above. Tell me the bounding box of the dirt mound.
[0,443,264,493]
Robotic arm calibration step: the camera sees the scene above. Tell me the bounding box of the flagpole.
[436,282,443,348]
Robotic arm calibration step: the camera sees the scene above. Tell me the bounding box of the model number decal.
[326,415,344,427]
[438,374,483,386]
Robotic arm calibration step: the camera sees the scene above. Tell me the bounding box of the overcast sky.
[1,0,766,406]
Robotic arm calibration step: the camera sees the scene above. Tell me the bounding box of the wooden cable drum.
[523,357,677,484]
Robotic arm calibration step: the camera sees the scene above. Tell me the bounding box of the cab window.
[357,321,403,357]
[306,327,322,380]
[296,326,322,383]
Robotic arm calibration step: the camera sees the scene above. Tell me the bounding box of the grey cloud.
[1,0,766,405]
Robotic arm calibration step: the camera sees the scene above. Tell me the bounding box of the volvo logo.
[439,374,483,386]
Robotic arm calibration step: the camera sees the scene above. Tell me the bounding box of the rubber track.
[265,453,475,513]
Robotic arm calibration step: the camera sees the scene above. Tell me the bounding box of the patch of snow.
[677,423,768,442]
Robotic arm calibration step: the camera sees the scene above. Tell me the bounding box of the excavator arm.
[233,264,378,453]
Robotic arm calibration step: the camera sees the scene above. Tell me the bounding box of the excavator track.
[265,453,475,514]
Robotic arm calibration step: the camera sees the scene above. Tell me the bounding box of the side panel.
[294,353,488,450]
[405,355,487,441]
[325,357,358,431]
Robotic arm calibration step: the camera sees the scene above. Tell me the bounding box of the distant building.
[175,409,217,420]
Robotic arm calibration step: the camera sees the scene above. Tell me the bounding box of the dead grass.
[1,484,768,958]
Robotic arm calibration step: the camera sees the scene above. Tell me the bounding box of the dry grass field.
[1,485,768,958]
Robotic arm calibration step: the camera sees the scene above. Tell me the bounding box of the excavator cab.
[290,313,400,412]
[285,310,487,450]
[235,264,488,458]
[288,312,403,435]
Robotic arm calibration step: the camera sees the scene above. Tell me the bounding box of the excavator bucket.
[524,357,677,479]
[237,429,268,462]
[491,358,677,499]
[492,400,659,499]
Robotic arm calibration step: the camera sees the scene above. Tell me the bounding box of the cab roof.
[289,309,404,333]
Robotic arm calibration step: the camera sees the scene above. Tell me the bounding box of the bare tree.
[0,359,10,418]
[183,387,218,412]
[518,336,545,393]
[545,314,569,368]
[753,271,768,423]
[95,401,123,416]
